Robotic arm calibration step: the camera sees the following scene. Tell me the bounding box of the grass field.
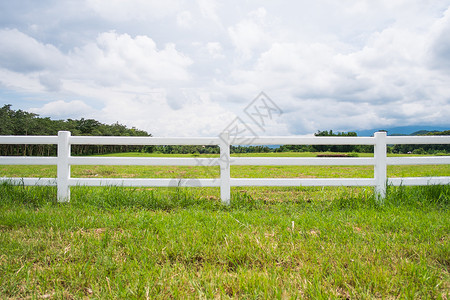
[0,152,449,298]
[0,152,448,180]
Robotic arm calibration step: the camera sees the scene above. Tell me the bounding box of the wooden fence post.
[374,131,387,202]
[219,131,231,205]
[57,131,71,202]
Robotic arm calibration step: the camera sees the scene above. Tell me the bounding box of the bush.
[412,148,426,154]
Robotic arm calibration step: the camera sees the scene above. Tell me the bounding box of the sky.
[0,0,450,137]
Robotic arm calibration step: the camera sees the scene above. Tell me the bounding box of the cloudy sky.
[1,0,450,136]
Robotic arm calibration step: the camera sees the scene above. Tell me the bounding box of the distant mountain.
[355,125,450,136]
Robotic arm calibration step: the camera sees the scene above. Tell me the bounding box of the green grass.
[0,152,448,180]
[0,184,449,299]
[0,152,449,298]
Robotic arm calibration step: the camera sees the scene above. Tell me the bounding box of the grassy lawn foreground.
[0,183,449,299]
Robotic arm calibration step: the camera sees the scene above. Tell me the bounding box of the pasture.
[0,152,449,299]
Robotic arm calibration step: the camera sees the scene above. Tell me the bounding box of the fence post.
[57,131,71,202]
[219,131,231,205]
[374,131,387,202]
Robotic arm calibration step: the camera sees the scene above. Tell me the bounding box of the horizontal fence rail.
[0,136,58,144]
[70,136,220,145]
[1,131,449,204]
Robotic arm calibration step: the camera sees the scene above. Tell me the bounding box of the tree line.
[143,145,271,155]
[277,130,373,153]
[0,104,150,156]
[275,129,449,154]
[391,130,450,154]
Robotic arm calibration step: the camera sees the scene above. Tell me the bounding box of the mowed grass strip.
[0,152,449,179]
[0,183,449,299]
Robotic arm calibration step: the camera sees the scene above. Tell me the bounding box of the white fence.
[1,131,449,204]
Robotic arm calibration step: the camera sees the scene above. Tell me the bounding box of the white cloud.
[196,0,221,25]
[228,8,272,60]
[85,0,182,21]
[95,89,235,136]
[428,7,450,72]
[0,29,65,73]
[177,11,193,28]
[30,100,96,119]
[69,32,193,85]
[39,73,62,92]
[206,42,224,59]
[0,68,44,92]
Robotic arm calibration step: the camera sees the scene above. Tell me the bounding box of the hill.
[355,125,450,136]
